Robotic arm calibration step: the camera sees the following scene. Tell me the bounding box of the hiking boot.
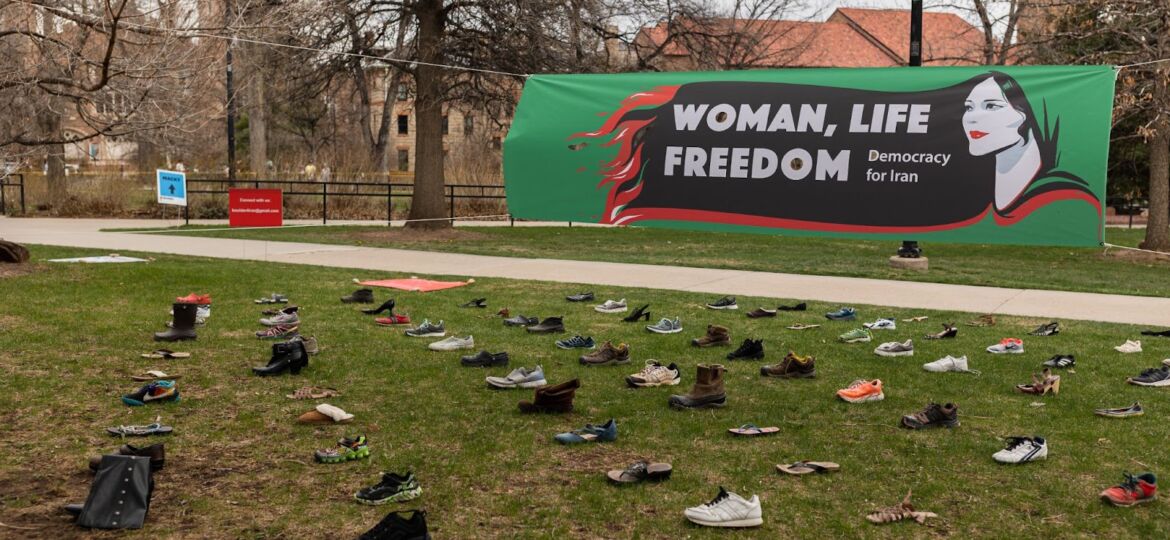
[706,296,738,310]
[428,335,474,351]
[362,299,396,315]
[259,311,299,327]
[341,288,375,304]
[646,317,682,334]
[863,318,896,330]
[925,323,958,339]
[503,314,538,327]
[760,352,815,378]
[256,324,299,339]
[669,364,727,409]
[405,320,445,338]
[518,378,580,413]
[901,402,959,429]
[555,335,595,349]
[526,316,565,334]
[579,341,630,366]
[154,303,198,342]
[1095,402,1144,418]
[778,302,807,311]
[684,487,763,528]
[746,307,776,318]
[993,436,1048,464]
[594,298,628,313]
[253,340,309,376]
[922,355,979,374]
[554,418,617,444]
[566,292,594,302]
[1115,340,1142,353]
[986,338,1024,354]
[874,339,914,357]
[315,435,370,463]
[691,325,730,347]
[375,314,411,326]
[1100,473,1157,507]
[825,307,856,321]
[1030,321,1060,336]
[460,298,487,308]
[88,443,165,472]
[838,328,872,343]
[355,472,423,505]
[1043,354,1076,368]
[359,510,429,540]
[626,360,681,387]
[122,380,180,406]
[1127,366,1170,386]
[727,339,764,360]
[460,350,509,367]
[486,366,546,389]
[836,379,884,403]
[623,304,651,322]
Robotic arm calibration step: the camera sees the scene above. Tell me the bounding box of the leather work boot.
[519,378,580,413]
[579,341,630,366]
[691,325,731,347]
[253,340,308,376]
[669,364,727,409]
[154,303,197,342]
[88,443,165,472]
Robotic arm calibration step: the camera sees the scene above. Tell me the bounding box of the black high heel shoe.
[623,304,651,323]
[253,341,308,376]
[362,299,396,315]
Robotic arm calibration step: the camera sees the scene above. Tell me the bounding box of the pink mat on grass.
[359,278,469,292]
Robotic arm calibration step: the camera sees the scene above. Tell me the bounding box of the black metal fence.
[184,178,507,225]
[0,173,25,215]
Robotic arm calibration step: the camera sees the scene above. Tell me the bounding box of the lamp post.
[899,0,924,258]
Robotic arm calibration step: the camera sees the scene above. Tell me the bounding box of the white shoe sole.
[706,305,738,310]
[429,345,473,351]
[518,379,548,388]
[685,516,761,528]
[987,349,1024,354]
[630,377,681,388]
[838,392,884,403]
[1128,378,1170,387]
[874,350,913,357]
[646,327,683,334]
[595,307,628,313]
[841,336,871,343]
[994,453,1047,464]
[486,379,546,389]
[556,343,595,350]
[407,332,446,338]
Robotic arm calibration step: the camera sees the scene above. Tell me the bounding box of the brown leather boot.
[669,364,727,409]
[88,443,165,472]
[691,325,730,347]
[519,378,580,413]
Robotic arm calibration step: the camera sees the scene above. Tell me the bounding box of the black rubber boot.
[154,303,197,342]
[253,341,308,376]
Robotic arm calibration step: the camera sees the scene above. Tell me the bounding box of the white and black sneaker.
[556,335,595,349]
[646,317,683,334]
[1043,354,1076,368]
[992,436,1048,464]
[1127,366,1170,386]
[706,296,738,310]
[405,319,445,338]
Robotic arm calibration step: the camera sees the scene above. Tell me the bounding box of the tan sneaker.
[626,360,682,387]
[579,341,631,366]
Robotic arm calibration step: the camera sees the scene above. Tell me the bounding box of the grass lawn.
[2,246,1169,538]
[134,224,1170,298]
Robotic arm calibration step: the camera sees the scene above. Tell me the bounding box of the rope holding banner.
[1102,242,1170,256]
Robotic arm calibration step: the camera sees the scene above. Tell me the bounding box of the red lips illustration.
[969,131,988,139]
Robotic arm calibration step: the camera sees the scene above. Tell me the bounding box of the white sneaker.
[684,487,763,528]
[986,338,1024,354]
[922,355,979,374]
[863,318,897,330]
[874,339,914,357]
[992,436,1048,464]
[1115,340,1142,354]
[428,335,474,351]
[594,298,628,313]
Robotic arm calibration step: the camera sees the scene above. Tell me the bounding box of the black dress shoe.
[526,316,565,334]
[460,350,509,367]
[778,302,807,311]
[342,288,375,304]
[253,341,308,376]
[362,299,396,315]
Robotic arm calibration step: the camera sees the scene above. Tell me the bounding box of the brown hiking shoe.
[579,341,630,366]
[901,402,959,429]
[669,364,727,409]
[760,352,816,378]
[691,325,731,347]
[519,379,580,413]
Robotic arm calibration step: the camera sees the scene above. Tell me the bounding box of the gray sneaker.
[405,319,446,338]
[874,339,914,357]
[260,312,299,327]
[486,366,547,389]
[428,335,474,351]
[646,317,682,334]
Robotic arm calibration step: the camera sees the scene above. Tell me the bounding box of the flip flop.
[131,370,181,381]
[728,424,780,436]
[776,461,840,475]
[286,386,341,400]
[606,461,673,484]
[140,349,190,359]
[786,323,821,330]
[106,419,173,437]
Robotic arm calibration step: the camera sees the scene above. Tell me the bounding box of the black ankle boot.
[362,299,396,315]
[154,303,198,342]
[623,304,650,323]
[253,341,307,376]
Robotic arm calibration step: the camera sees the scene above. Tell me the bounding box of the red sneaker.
[1100,472,1157,506]
[375,314,411,326]
[176,293,212,305]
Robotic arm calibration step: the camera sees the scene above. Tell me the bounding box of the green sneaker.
[355,472,423,505]
[315,435,369,464]
[838,328,872,343]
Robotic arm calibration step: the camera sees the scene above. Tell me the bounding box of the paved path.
[3,217,1168,326]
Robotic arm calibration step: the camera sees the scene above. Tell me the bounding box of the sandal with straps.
[728,424,780,436]
[606,461,673,484]
[131,370,181,381]
[286,386,341,400]
[776,461,841,475]
[106,417,174,437]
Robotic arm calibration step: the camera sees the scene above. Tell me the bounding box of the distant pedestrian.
[320,165,331,183]
[305,163,317,180]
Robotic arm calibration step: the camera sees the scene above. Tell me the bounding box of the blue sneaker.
[556,335,595,350]
[554,419,617,444]
[825,307,857,321]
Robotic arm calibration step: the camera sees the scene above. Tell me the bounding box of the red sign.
[229,189,283,227]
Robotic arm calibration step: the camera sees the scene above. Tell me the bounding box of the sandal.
[140,349,190,359]
[728,424,779,436]
[286,386,341,400]
[131,370,181,382]
[606,461,673,484]
[776,461,840,475]
[786,323,821,330]
[255,293,289,304]
[106,418,173,437]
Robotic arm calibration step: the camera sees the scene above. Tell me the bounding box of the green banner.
[504,66,1116,246]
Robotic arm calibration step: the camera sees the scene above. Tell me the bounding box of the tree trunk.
[249,55,268,179]
[1145,61,1170,251]
[35,107,67,204]
[406,0,448,230]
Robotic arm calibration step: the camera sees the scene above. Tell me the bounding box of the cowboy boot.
[154,303,197,342]
[669,364,727,409]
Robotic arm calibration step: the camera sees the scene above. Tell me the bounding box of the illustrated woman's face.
[962,78,1026,156]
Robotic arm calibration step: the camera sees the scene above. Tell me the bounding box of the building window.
[396,83,407,101]
[397,115,408,135]
[442,115,448,135]
[491,137,501,150]
[463,114,474,136]
[89,144,99,159]
[397,149,409,171]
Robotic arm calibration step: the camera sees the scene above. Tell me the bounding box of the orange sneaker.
[836,379,884,403]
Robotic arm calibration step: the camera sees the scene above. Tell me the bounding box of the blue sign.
[156,169,187,206]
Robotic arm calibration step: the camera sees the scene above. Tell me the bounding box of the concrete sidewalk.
[3,217,1168,326]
